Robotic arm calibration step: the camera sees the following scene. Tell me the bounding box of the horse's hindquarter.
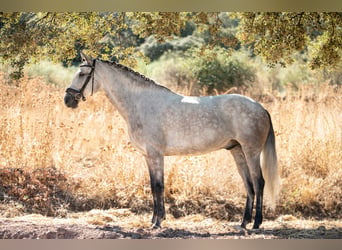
[221,95,270,148]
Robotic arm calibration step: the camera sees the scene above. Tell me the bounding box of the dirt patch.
[0,210,341,239]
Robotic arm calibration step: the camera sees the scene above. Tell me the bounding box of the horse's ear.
[80,52,93,65]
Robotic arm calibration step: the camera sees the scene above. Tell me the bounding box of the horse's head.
[64,52,97,109]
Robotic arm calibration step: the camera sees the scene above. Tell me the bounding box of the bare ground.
[0,209,341,239]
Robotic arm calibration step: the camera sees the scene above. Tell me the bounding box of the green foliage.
[237,12,342,69]
[140,36,174,61]
[24,61,77,87]
[0,12,341,81]
[185,47,256,94]
[140,35,204,61]
[128,12,187,41]
[195,12,240,49]
[144,52,194,92]
[0,12,140,78]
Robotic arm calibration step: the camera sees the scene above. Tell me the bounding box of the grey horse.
[64,52,280,229]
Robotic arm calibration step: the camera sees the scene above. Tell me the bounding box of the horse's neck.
[99,63,172,121]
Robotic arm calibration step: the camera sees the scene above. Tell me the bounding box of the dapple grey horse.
[64,52,280,229]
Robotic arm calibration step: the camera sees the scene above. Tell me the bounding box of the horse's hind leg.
[145,149,165,228]
[243,147,265,229]
[229,145,255,228]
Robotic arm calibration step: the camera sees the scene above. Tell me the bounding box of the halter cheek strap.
[66,59,96,101]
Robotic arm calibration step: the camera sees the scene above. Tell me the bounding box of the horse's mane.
[100,59,171,92]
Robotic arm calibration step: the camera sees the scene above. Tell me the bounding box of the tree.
[237,12,342,69]
[0,12,136,79]
[0,12,341,80]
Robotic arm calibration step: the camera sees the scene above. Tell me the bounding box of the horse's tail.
[261,111,280,210]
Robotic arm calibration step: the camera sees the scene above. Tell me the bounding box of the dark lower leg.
[150,181,165,228]
[230,146,255,229]
[146,151,165,228]
[253,175,265,229]
[241,195,254,228]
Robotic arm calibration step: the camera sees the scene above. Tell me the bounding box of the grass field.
[0,73,341,222]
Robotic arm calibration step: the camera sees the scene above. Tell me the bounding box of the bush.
[142,48,257,95]
[139,36,174,61]
[185,47,256,94]
[140,35,204,61]
[145,53,196,94]
[24,61,77,87]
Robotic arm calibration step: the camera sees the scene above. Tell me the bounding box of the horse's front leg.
[145,149,165,228]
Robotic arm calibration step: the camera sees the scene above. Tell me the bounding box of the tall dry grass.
[0,74,341,220]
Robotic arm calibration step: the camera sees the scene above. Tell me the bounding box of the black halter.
[66,59,96,101]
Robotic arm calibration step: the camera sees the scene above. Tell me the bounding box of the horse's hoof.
[233,225,247,235]
[151,223,161,230]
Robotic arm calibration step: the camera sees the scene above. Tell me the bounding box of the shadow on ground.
[98,224,342,239]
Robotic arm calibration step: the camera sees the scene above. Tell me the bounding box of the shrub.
[140,35,204,61]
[24,61,77,87]
[185,47,256,94]
[139,36,174,61]
[145,53,196,94]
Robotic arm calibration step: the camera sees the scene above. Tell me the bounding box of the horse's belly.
[164,128,230,156]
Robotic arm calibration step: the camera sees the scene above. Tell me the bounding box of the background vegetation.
[0,12,341,221]
[1,13,341,82]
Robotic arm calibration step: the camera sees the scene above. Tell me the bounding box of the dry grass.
[0,75,341,220]
[262,83,342,218]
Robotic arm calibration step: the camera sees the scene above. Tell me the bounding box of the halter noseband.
[66,59,96,101]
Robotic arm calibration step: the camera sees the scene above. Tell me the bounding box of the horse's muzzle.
[64,93,79,109]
